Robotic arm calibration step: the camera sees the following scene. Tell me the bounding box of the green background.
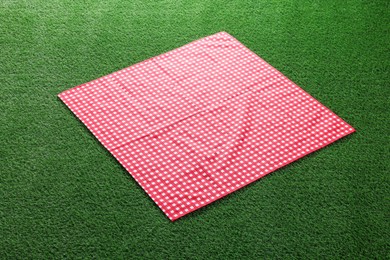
[1,0,389,258]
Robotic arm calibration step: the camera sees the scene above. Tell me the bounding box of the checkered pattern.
[59,32,355,221]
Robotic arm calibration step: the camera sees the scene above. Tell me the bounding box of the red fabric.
[58,32,355,221]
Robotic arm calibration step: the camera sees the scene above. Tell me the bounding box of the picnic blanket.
[58,32,355,221]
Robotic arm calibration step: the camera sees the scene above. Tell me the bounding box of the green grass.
[1,0,389,258]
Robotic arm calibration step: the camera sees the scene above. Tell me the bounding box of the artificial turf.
[1,0,389,258]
